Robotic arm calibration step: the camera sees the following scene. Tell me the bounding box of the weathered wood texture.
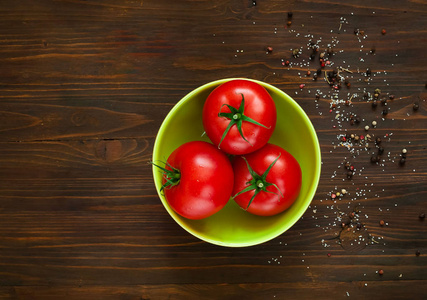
[0,0,426,299]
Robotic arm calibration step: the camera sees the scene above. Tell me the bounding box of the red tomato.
[156,141,234,220]
[202,79,276,155]
[232,143,302,216]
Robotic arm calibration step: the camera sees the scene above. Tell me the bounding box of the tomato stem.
[232,154,284,210]
[149,160,181,193]
[217,93,270,149]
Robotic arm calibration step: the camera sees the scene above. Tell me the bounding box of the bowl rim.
[152,78,321,247]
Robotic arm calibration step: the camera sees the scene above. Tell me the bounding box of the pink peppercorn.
[299,84,305,89]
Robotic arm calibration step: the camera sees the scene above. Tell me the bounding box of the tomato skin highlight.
[202,79,276,155]
[162,141,234,220]
[232,143,302,216]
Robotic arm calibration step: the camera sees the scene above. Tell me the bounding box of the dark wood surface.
[0,0,426,299]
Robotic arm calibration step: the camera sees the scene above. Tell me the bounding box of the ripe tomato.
[202,79,276,155]
[232,143,302,216]
[154,141,234,220]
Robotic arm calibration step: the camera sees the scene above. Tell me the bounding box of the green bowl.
[152,78,321,247]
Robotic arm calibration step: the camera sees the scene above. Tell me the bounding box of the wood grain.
[0,0,426,299]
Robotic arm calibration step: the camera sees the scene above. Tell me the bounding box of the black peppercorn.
[370,46,376,54]
[354,28,359,35]
[371,155,379,163]
[347,171,353,179]
[419,213,425,219]
[372,101,378,108]
[416,250,421,256]
[381,98,387,105]
[376,137,382,144]
[316,68,322,75]
[355,116,361,124]
[382,109,388,115]
[389,94,395,100]
[366,68,371,76]
[378,147,384,155]
[399,157,406,165]
[288,12,293,19]
[413,102,419,111]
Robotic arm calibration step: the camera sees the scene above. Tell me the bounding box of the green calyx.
[233,154,284,210]
[217,93,269,149]
[150,161,181,193]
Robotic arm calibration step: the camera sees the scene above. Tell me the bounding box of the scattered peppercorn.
[370,46,376,54]
[372,120,377,127]
[372,101,378,108]
[382,109,388,115]
[402,148,407,154]
[354,28,359,35]
[379,269,384,275]
[345,162,351,169]
[381,98,387,105]
[420,213,426,220]
[267,46,273,52]
[299,83,305,89]
[349,212,355,219]
[379,220,385,226]
[288,12,293,19]
[364,125,369,131]
[355,116,361,124]
[389,94,395,100]
[287,20,292,27]
[399,157,406,165]
[306,70,311,76]
[416,250,421,256]
[378,147,384,155]
[285,60,290,66]
[341,189,347,195]
[371,155,379,163]
[381,29,386,35]
[292,48,300,57]
[413,102,419,111]
[366,68,372,76]
[375,137,381,144]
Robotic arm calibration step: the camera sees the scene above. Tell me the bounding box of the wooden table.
[1,1,426,299]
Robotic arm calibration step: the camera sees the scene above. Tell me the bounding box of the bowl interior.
[152,78,321,247]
